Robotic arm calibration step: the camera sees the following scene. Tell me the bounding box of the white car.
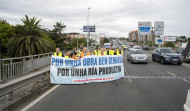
[133,46,141,50]
[127,49,148,64]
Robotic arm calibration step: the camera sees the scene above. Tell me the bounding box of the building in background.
[67,32,86,39]
[128,30,155,43]
[128,30,138,41]
[90,33,100,43]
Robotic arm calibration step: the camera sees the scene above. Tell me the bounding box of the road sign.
[83,26,95,32]
[155,37,164,45]
[155,21,164,36]
[138,21,152,35]
[157,39,162,42]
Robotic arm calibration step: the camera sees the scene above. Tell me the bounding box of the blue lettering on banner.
[99,57,108,65]
[60,59,63,66]
[50,55,124,84]
[83,58,86,66]
[83,58,97,66]
[87,58,90,66]
[56,58,59,66]
[51,58,55,66]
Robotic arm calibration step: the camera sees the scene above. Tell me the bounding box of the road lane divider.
[166,71,176,76]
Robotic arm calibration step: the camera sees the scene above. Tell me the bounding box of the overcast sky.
[0,0,190,37]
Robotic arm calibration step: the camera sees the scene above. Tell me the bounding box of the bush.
[153,44,159,47]
[164,42,175,47]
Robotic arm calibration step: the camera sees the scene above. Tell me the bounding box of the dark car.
[143,45,150,50]
[152,48,182,65]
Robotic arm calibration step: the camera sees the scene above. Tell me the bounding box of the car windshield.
[130,50,144,54]
[134,47,141,49]
[160,49,174,53]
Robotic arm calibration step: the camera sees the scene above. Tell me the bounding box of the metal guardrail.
[0,52,56,81]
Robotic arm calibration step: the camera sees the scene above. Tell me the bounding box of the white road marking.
[182,63,190,67]
[166,71,176,76]
[166,71,190,84]
[21,85,60,111]
[183,79,190,84]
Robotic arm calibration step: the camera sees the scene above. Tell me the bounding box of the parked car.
[133,46,141,50]
[152,48,182,65]
[127,49,148,64]
[143,45,150,50]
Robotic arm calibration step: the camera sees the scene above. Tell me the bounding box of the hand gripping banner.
[50,55,124,84]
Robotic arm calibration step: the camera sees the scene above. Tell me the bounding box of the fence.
[0,52,55,81]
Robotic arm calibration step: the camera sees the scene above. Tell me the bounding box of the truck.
[104,43,111,49]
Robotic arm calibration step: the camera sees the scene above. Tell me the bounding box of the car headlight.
[164,55,170,58]
[131,56,136,60]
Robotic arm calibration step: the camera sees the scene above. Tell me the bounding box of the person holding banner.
[79,47,83,54]
[54,48,64,57]
[98,47,101,55]
[103,48,107,55]
[113,48,118,55]
[65,50,70,58]
[80,48,91,58]
[107,47,114,55]
[117,47,123,55]
[70,52,78,60]
[76,50,80,58]
[93,48,98,55]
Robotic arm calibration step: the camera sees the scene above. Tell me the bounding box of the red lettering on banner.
[72,76,115,83]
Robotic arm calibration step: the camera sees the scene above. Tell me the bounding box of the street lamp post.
[87,7,91,51]
[77,29,82,51]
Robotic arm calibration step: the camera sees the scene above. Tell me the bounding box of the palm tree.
[7,15,52,57]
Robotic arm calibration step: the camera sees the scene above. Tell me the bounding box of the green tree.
[7,15,52,57]
[70,38,87,49]
[0,19,15,54]
[49,22,71,51]
[164,42,175,47]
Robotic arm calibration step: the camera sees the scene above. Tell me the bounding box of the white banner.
[50,55,124,84]
[164,36,176,41]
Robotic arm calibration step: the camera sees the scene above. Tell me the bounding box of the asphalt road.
[25,40,190,111]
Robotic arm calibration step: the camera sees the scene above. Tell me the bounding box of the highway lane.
[24,40,190,111]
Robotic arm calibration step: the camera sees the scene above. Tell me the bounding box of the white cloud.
[0,0,190,37]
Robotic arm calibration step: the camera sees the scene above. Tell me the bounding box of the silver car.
[127,49,148,64]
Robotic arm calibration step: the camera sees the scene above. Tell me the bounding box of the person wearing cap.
[79,47,83,54]
[65,50,70,58]
[80,48,91,58]
[54,47,64,57]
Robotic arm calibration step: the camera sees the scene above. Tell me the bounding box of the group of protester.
[53,46,124,60]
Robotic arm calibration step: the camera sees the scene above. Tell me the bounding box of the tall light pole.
[87,7,91,51]
[77,29,83,51]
